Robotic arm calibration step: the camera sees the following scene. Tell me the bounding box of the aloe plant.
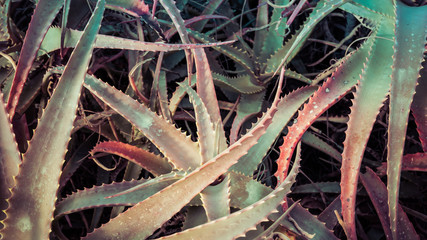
[0,0,426,239]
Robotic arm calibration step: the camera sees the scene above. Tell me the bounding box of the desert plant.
[0,0,426,239]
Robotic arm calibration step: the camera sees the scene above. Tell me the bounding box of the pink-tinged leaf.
[160,144,301,240]
[0,92,21,226]
[83,67,285,240]
[360,167,419,240]
[83,75,202,170]
[340,20,394,239]
[377,152,427,175]
[275,35,375,184]
[6,0,63,119]
[231,86,316,176]
[90,141,172,176]
[193,48,227,153]
[1,1,105,239]
[387,3,427,238]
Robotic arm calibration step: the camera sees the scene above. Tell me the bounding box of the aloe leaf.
[187,29,256,79]
[253,0,269,57]
[83,67,285,240]
[199,174,231,221]
[212,73,265,94]
[378,152,427,175]
[271,0,350,75]
[178,82,216,163]
[6,0,63,118]
[228,171,272,208]
[275,36,375,183]
[83,75,202,170]
[340,19,394,239]
[230,91,266,144]
[351,0,394,18]
[0,92,20,226]
[270,199,339,240]
[412,62,427,151]
[160,146,301,240]
[360,167,419,240]
[54,171,186,219]
[38,27,235,57]
[0,0,10,42]
[387,3,427,238]
[169,76,196,116]
[90,141,172,176]
[259,0,289,61]
[318,195,342,230]
[0,1,105,239]
[339,2,386,24]
[193,48,227,152]
[231,86,316,175]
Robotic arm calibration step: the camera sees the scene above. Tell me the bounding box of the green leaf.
[1,1,105,239]
[387,2,427,238]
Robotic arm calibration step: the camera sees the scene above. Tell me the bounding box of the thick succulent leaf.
[339,2,387,24]
[360,167,419,240]
[187,29,256,78]
[275,36,375,183]
[193,48,227,153]
[377,152,427,175]
[38,27,235,57]
[228,171,272,209]
[169,76,196,116]
[0,0,10,42]
[1,1,105,239]
[83,66,285,240]
[6,0,63,118]
[318,195,342,230]
[90,141,172,176]
[259,0,289,61]
[180,80,231,220]
[54,172,186,219]
[178,82,216,162]
[269,200,338,240]
[351,0,394,18]
[0,92,20,225]
[83,75,202,170]
[340,19,394,239]
[212,73,265,94]
[230,91,265,144]
[231,86,317,175]
[253,0,269,57]
[412,62,427,151]
[200,174,231,221]
[269,0,350,75]
[159,142,302,240]
[387,3,427,238]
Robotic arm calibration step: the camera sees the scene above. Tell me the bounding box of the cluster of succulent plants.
[0,0,426,239]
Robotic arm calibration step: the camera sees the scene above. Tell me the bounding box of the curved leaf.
[1,1,105,239]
